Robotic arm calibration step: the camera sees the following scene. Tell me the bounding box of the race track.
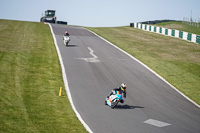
[51,24,200,133]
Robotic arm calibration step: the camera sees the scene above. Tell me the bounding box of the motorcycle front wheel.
[111,100,119,109]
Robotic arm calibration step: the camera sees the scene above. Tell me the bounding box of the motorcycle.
[63,35,70,46]
[105,94,123,109]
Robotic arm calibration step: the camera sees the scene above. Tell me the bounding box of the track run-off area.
[50,24,200,133]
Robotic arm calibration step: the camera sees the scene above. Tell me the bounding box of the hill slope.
[0,20,87,133]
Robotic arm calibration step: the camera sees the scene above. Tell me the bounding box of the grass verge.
[0,19,87,133]
[87,26,200,105]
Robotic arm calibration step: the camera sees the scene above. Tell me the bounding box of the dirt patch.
[161,24,184,30]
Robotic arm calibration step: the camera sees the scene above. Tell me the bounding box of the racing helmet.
[65,31,68,35]
[120,83,126,91]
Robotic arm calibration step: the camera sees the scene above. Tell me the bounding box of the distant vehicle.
[40,10,56,23]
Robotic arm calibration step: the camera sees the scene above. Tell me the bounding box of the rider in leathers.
[63,31,70,41]
[107,83,126,103]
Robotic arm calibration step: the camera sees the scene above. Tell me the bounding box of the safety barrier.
[131,23,200,44]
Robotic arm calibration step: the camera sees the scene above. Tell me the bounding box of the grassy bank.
[155,21,200,35]
[87,26,200,105]
[0,20,87,133]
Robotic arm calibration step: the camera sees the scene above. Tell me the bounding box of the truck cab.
[40,10,56,23]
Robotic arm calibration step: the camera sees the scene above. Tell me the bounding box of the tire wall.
[131,22,200,44]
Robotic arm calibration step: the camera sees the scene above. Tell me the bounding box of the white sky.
[0,0,200,27]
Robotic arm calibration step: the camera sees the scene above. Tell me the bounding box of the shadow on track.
[115,104,144,109]
[66,45,77,47]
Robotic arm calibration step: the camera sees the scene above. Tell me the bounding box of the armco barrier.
[132,23,200,44]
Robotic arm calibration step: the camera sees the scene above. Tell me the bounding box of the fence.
[182,17,200,28]
[130,23,200,44]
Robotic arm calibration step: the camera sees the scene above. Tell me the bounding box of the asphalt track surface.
[51,24,200,133]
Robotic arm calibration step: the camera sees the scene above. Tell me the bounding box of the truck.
[40,10,56,23]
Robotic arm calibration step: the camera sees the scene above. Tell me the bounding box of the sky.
[0,0,200,27]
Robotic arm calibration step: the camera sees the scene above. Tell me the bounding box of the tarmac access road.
[51,24,200,133]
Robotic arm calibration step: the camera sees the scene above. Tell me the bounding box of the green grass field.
[1,19,199,133]
[87,26,200,105]
[0,20,87,133]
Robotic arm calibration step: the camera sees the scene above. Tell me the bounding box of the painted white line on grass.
[144,119,171,127]
[85,28,200,109]
[48,24,93,133]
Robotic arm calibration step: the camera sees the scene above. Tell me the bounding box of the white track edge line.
[85,28,200,109]
[48,24,93,133]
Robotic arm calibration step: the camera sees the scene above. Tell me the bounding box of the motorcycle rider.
[107,83,126,103]
[63,31,70,43]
